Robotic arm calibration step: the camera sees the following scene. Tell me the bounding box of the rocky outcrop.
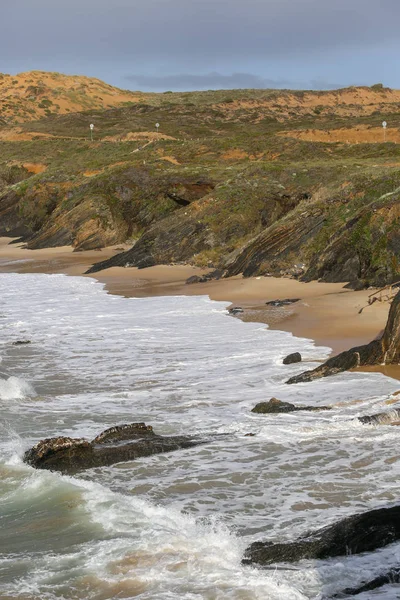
[243,505,400,566]
[304,196,400,289]
[251,397,331,414]
[24,422,206,474]
[283,352,302,365]
[287,289,400,384]
[223,212,325,278]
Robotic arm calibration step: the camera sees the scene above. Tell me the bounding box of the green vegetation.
[2,83,400,284]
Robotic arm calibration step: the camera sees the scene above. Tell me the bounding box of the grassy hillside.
[2,77,400,287]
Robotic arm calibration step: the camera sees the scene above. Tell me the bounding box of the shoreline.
[1,236,399,380]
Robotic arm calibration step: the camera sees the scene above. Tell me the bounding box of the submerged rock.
[283,352,301,365]
[24,422,205,474]
[331,568,400,597]
[358,407,400,425]
[287,289,400,384]
[251,397,331,414]
[243,505,400,566]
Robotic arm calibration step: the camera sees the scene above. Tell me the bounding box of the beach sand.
[0,236,398,380]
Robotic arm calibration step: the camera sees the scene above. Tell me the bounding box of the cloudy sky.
[2,0,399,91]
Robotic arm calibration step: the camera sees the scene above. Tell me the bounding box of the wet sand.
[0,236,398,380]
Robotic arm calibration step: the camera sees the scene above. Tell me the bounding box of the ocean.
[1,272,400,599]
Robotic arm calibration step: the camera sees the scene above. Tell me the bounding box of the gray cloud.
[1,0,398,90]
[3,0,400,61]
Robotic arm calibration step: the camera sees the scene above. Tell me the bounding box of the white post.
[382,121,387,143]
[90,123,94,142]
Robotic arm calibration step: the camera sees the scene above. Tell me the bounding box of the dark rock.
[24,422,206,474]
[287,289,400,384]
[332,568,400,597]
[251,397,331,414]
[265,298,300,307]
[186,275,207,284]
[12,340,31,345]
[358,408,400,425]
[283,352,302,365]
[208,269,224,280]
[186,270,226,285]
[228,306,244,315]
[242,505,400,566]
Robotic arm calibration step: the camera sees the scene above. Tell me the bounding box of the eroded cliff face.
[86,184,305,272]
[0,166,215,251]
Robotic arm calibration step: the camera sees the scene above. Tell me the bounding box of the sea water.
[1,272,400,599]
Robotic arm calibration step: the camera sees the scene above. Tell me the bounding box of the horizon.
[0,69,393,95]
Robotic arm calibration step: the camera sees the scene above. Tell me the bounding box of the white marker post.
[90,123,94,142]
[155,122,160,134]
[382,121,387,143]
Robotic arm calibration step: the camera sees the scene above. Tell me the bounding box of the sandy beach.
[0,236,398,379]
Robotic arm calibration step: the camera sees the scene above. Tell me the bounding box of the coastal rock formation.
[287,289,400,384]
[24,422,205,474]
[243,505,400,566]
[283,352,302,365]
[251,397,331,413]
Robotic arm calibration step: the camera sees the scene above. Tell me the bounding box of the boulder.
[283,352,302,365]
[242,505,400,566]
[24,422,206,474]
[251,397,331,414]
[287,289,400,384]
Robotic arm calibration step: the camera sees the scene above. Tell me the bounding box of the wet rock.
[251,397,331,414]
[12,340,31,345]
[228,306,244,315]
[242,505,400,566]
[265,298,300,307]
[24,422,206,474]
[287,289,400,384]
[332,568,400,597]
[283,352,302,365]
[358,408,400,425]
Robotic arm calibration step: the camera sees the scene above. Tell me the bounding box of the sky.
[1,0,400,92]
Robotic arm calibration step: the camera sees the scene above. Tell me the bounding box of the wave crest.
[0,375,35,400]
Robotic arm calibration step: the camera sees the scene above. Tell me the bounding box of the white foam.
[1,272,400,599]
[0,375,34,400]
